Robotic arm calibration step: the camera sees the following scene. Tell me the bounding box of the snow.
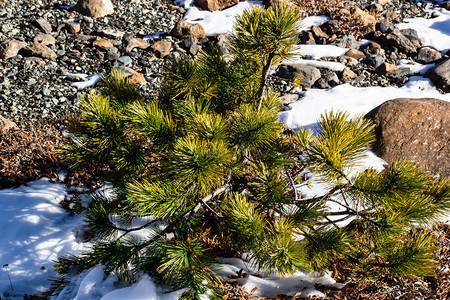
[0,179,86,298]
[214,257,343,298]
[16,0,450,298]
[285,58,346,72]
[64,72,106,90]
[280,78,450,130]
[396,5,450,52]
[292,45,349,60]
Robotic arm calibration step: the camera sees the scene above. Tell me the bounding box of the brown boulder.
[0,39,27,59]
[151,40,172,58]
[196,0,238,11]
[128,72,146,85]
[170,20,206,40]
[345,49,366,60]
[74,0,114,18]
[125,37,150,53]
[311,25,329,40]
[365,98,450,177]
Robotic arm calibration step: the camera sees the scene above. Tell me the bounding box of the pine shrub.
[54,4,450,299]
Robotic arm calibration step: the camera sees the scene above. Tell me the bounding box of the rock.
[31,18,52,33]
[215,33,232,53]
[74,0,115,18]
[98,28,124,39]
[276,64,321,88]
[382,30,417,54]
[65,22,81,34]
[345,49,366,60]
[92,38,114,49]
[189,43,202,56]
[263,0,294,8]
[0,115,17,131]
[196,0,238,11]
[33,34,55,46]
[279,93,299,106]
[365,98,450,177]
[336,35,359,49]
[341,67,357,80]
[125,37,150,53]
[0,39,27,59]
[104,47,120,60]
[363,54,385,68]
[375,62,398,75]
[425,58,450,92]
[151,40,172,58]
[128,72,146,84]
[362,41,382,54]
[350,6,377,26]
[377,0,391,5]
[311,25,329,40]
[376,22,394,33]
[22,40,57,60]
[114,55,133,67]
[300,32,315,45]
[417,48,442,64]
[170,20,206,40]
[445,1,450,10]
[400,28,419,40]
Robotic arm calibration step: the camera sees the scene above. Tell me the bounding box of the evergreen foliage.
[55,3,450,299]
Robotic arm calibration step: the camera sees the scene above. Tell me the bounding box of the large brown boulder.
[196,0,238,11]
[365,98,450,177]
[74,0,114,18]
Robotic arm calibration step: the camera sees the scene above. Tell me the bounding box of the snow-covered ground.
[2,1,450,299]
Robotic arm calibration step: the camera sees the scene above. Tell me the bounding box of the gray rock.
[276,64,321,88]
[417,47,442,64]
[400,28,419,40]
[114,55,133,67]
[363,55,385,68]
[425,58,450,92]
[376,22,394,33]
[382,29,417,54]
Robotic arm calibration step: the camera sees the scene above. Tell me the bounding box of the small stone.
[311,25,329,39]
[279,94,299,106]
[196,0,239,11]
[417,48,442,64]
[342,67,357,80]
[189,43,202,56]
[376,22,394,33]
[170,20,206,40]
[114,55,133,67]
[125,37,150,53]
[375,62,398,75]
[92,38,114,48]
[74,0,115,18]
[65,22,81,34]
[128,72,146,84]
[33,34,56,46]
[0,39,27,60]
[276,64,321,88]
[151,40,172,58]
[363,41,382,54]
[364,54,385,68]
[345,49,366,60]
[31,18,52,33]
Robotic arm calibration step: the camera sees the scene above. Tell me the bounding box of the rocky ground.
[0,0,448,125]
[0,0,450,298]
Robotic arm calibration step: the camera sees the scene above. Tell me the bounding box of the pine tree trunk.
[257,53,275,112]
